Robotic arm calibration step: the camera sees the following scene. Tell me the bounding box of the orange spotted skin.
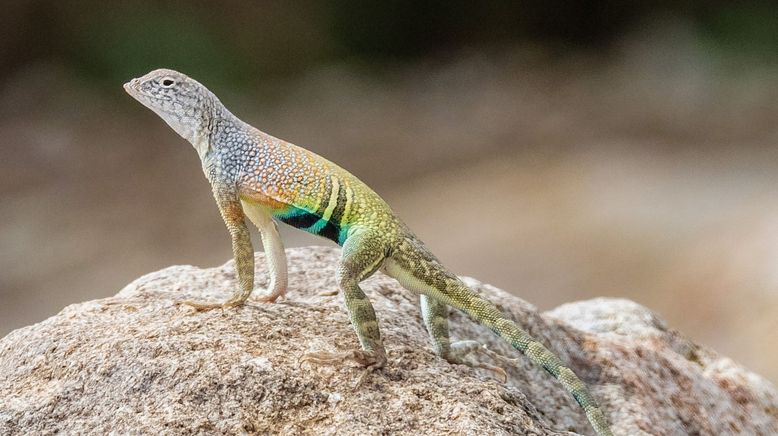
[230,128,402,246]
[124,68,613,436]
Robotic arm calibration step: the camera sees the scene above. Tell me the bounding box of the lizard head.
[124,68,216,148]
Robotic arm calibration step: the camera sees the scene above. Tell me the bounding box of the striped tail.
[475,300,612,436]
[447,281,612,436]
[387,242,613,436]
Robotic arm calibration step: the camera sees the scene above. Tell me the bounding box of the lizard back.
[226,126,400,245]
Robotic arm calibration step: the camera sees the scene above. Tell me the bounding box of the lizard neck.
[206,106,256,156]
[192,130,211,160]
[195,100,243,161]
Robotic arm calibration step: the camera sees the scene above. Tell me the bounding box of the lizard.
[124,68,613,436]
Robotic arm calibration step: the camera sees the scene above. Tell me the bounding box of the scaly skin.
[124,69,613,436]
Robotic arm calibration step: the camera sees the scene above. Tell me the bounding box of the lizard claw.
[299,350,354,367]
[178,298,245,311]
[446,340,511,383]
[301,349,386,369]
[299,349,387,388]
[178,300,223,311]
[467,361,508,383]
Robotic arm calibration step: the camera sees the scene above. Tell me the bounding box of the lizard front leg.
[241,199,288,303]
[183,186,255,310]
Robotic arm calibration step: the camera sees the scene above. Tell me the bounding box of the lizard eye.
[160,77,176,87]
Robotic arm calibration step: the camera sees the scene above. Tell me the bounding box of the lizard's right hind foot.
[444,340,510,383]
[300,349,387,388]
[300,349,386,370]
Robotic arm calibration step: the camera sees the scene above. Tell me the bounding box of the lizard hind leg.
[421,295,509,383]
[299,231,388,386]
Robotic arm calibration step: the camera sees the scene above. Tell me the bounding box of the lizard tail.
[467,296,613,436]
[386,242,613,436]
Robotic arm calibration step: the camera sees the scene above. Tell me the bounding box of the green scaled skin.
[124,68,613,436]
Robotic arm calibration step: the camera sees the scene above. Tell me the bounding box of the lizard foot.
[254,294,281,304]
[253,285,288,303]
[445,340,509,383]
[178,298,245,311]
[300,349,387,388]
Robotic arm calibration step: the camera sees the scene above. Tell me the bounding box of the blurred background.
[1,1,777,381]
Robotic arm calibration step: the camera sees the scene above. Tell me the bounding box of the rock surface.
[1,246,776,435]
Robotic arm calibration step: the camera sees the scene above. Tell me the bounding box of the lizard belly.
[274,205,347,245]
[239,198,274,228]
[240,193,347,245]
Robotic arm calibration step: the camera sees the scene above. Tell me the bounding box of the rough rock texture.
[1,246,776,435]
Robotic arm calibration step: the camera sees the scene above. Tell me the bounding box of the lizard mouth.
[123,78,140,95]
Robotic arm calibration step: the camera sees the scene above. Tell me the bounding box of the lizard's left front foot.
[179,295,247,311]
[300,349,387,387]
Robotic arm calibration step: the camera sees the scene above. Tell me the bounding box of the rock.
[1,246,776,435]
